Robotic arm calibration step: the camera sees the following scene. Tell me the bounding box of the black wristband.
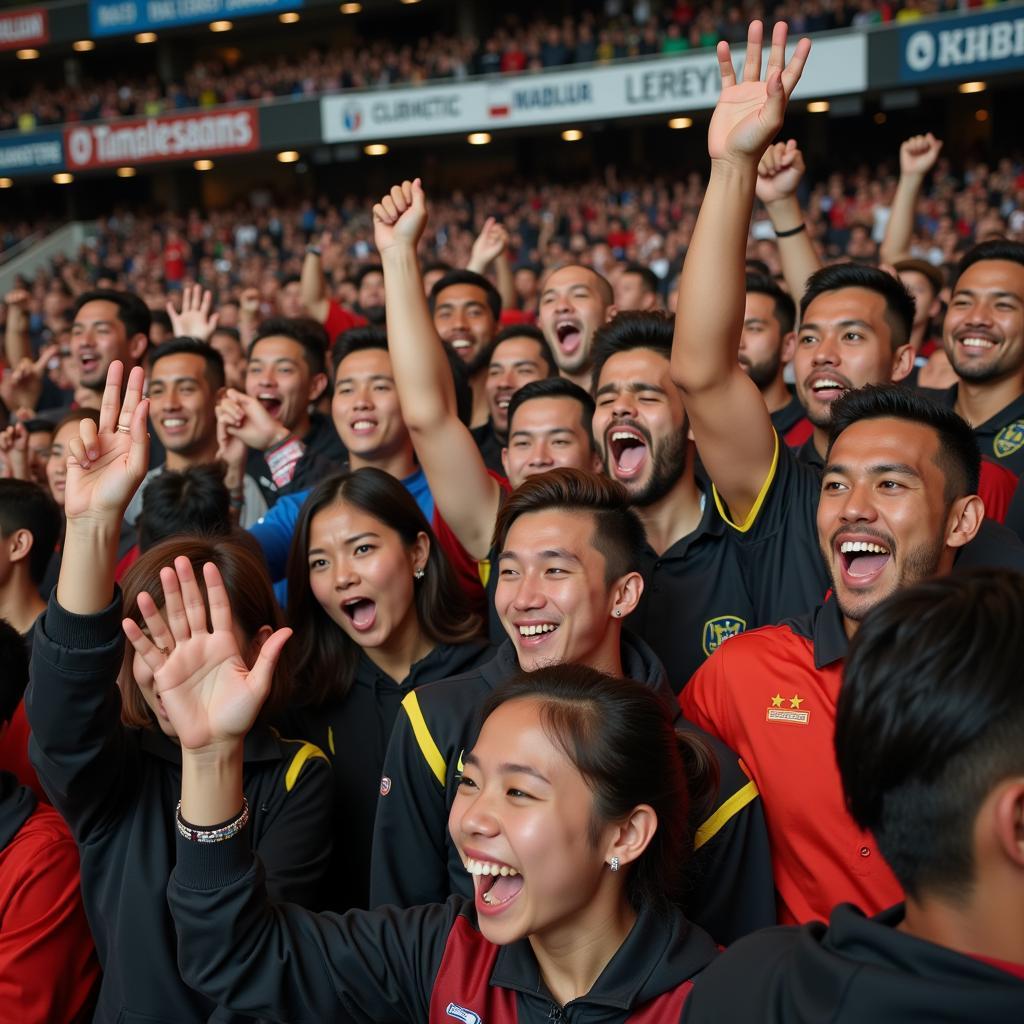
[305,245,321,257]
[774,223,806,238]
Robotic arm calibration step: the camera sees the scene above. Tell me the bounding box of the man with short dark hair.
[353,264,386,324]
[683,569,1024,1020]
[922,240,1024,476]
[69,289,150,406]
[614,263,661,311]
[371,468,774,946]
[0,479,60,635]
[137,464,233,553]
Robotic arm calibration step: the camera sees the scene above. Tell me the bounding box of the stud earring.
[609,856,620,872]
[414,569,425,580]
[613,609,622,617]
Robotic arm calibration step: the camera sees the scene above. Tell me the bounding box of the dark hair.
[146,337,226,391]
[250,316,328,378]
[50,407,100,437]
[893,259,945,299]
[590,310,675,393]
[24,418,55,437]
[428,269,502,321]
[492,468,646,584]
[541,263,614,306]
[953,239,1024,288]
[0,479,61,585]
[332,325,474,428]
[491,324,558,377]
[838,569,1024,900]
[150,309,173,333]
[621,263,660,297]
[281,274,301,288]
[746,272,796,336]
[137,465,233,553]
[506,377,596,450]
[482,664,718,914]
[120,533,293,729]
[799,264,915,350]
[285,468,482,705]
[827,385,980,501]
[210,325,242,346]
[0,618,29,728]
[72,288,151,342]
[71,288,150,344]
[353,264,384,290]
[422,261,454,278]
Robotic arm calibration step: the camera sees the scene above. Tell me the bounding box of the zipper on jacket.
[547,1005,565,1022]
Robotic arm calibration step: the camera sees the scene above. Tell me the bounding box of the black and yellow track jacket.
[26,590,335,1023]
[369,633,775,945]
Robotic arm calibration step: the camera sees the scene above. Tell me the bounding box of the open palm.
[63,361,150,522]
[123,558,291,751]
[707,21,811,165]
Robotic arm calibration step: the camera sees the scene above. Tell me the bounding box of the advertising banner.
[899,6,1024,82]
[322,34,866,143]
[0,131,64,175]
[0,7,48,50]
[89,0,302,38]
[64,108,259,169]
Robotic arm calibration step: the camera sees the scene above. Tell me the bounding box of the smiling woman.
[159,654,720,1022]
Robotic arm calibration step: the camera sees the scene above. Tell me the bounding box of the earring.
[613,609,622,617]
[414,569,425,580]
[609,856,620,872]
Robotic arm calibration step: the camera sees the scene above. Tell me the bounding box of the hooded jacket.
[682,903,1024,1022]
[280,639,491,911]
[26,591,335,1023]
[0,770,99,1022]
[369,633,774,945]
[169,827,719,1023]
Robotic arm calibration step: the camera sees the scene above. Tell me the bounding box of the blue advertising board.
[0,130,64,175]
[89,0,303,38]
[899,5,1024,82]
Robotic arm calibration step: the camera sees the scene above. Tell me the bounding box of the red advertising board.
[64,108,260,170]
[0,7,48,50]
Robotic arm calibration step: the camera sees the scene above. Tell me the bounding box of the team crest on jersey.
[993,420,1024,459]
[766,692,810,725]
[446,1003,482,1024]
[702,615,747,657]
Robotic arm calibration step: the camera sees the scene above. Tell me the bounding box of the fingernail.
[88,449,98,460]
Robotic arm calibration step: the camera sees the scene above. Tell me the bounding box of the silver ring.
[116,425,132,434]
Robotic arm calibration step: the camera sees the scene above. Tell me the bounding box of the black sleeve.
[715,438,830,623]
[252,746,334,908]
[168,828,455,1023]
[286,447,345,496]
[680,729,776,945]
[25,589,140,842]
[1006,476,1024,543]
[369,698,450,909]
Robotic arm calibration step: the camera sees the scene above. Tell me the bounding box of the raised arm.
[468,216,516,310]
[3,289,32,368]
[300,232,331,323]
[756,139,821,302]
[374,180,503,559]
[879,133,943,265]
[673,21,810,526]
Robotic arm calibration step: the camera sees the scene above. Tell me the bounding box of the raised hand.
[63,360,149,523]
[899,133,943,177]
[123,558,291,751]
[373,178,428,254]
[756,139,806,206]
[469,216,510,270]
[167,284,219,341]
[0,344,56,412]
[707,20,811,167]
[239,287,261,318]
[0,422,29,480]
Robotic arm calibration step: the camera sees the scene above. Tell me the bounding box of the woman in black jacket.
[281,469,489,910]
[26,361,334,1023]
[128,551,721,1023]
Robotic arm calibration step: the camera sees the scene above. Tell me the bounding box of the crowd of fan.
[0,0,977,133]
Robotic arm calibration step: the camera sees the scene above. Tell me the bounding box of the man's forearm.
[764,195,821,303]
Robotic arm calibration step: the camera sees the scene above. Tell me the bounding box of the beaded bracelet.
[176,798,249,843]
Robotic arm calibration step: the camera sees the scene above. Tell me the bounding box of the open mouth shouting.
[606,424,649,480]
[805,371,853,405]
[445,331,476,359]
[79,351,101,377]
[257,393,283,418]
[554,319,583,356]
[465,853,524,916]
[835,534,893,589]
[341,597,377,633]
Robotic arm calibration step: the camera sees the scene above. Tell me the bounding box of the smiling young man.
[537,264,617,389]
[370,469,774,947]
[69,289,150,405]
[921,241,1024,477]
[683,570,1024,1021]
[126,339,267,529]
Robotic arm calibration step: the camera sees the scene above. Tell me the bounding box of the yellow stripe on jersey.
[712,430,780,533]
[284,741,329,793]
[402,691,447,787]
[694,779,760,850]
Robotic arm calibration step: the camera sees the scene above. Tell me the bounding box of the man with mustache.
[673,19,1023,925]
[922,241,1024,478]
